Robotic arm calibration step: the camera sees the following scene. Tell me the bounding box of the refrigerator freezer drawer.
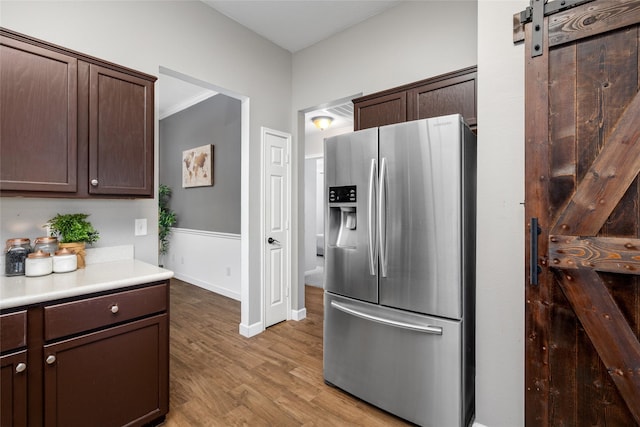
[324,292,472,427]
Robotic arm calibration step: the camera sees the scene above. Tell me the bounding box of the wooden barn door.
[518,1,640,425]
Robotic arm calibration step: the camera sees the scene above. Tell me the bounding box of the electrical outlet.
[135,218,147,236]
[226,267,231,277]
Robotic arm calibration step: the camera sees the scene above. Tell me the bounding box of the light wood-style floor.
[165,278,411,426]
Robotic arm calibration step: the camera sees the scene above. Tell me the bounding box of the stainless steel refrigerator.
[323,114,476,427]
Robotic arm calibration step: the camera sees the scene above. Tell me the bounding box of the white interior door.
[262,127,291,328]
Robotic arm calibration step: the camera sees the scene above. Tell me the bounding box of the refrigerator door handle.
[367,158,378,276]
[378,157,388,277]
[331,301,443,335]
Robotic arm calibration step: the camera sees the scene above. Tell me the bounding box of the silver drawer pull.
[91,179,99,187]
[15,362,26,373]
[46,355,56,365]
[110,304,119,314]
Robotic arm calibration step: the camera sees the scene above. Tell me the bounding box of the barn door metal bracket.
[518,0,595,57]
[531,0,545,57]
[530,218,542,285]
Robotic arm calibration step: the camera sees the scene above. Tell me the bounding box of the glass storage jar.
[33,236,59,255]
[25,250,53,277]
[5,238,32,276]
[52,247,77,273]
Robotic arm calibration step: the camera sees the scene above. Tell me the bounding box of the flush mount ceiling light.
[311,116,333,130]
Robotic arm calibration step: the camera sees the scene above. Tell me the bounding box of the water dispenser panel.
[329,186,356,203]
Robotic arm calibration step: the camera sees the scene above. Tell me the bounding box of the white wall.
[304,158,319,273]
[476,1,526,426]
[164,229,241,300]
[0,0,292,328]
[305,125,353,157]
[293,1,477,111]
[304,157,325,275]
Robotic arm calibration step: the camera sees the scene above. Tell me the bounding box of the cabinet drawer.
[0,310,27,352]
[44,283,167,341]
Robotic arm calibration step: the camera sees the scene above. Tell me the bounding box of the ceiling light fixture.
[311,116,333,130]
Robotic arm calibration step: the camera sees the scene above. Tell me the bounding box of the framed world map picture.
[182,144,213,188]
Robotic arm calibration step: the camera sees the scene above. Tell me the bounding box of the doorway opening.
[158,66,249,329]
[301,95,359,289]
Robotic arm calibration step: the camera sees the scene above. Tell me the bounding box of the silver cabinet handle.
[15,362,26,373]
[331,300,443,335]
[90,179,98,187]
[46,355,56,365]
[367,158,377,276]
[110,304,119,314]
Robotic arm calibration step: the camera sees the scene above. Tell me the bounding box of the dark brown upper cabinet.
[87,64,154,196]
[353,66,477,132]
[353,91,407,130]
[0,36,78,193]
[0,28,156,198]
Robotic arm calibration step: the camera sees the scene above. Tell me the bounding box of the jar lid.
[28,250,51,259]
[5,238,30,251]
[6,238,30,245]
[54,248,75,256]
[34,236,58,244]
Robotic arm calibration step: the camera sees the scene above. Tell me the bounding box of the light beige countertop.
[0,246,173,310]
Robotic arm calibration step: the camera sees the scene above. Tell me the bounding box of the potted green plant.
[47,213,99,268]
[158,184,177,266]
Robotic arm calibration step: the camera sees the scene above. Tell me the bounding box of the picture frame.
[182,144,214,188]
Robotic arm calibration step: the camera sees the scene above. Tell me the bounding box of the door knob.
[267,237,280,245]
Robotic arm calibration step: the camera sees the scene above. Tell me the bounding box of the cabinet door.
[88,64,154,196]
[407,71,477,129]
[0,36,77,192]
[43,314,168,427]
[354,92,406,131]
[0,351,28,427]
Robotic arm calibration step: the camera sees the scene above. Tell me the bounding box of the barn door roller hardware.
[519,0,594,57]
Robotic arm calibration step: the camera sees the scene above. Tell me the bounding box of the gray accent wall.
[160,94,241,234]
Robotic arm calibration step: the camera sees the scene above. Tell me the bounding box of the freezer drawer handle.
[331,301,443,335]
[367,158,378,276]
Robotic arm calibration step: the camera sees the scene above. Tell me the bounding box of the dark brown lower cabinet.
[44,315,168,427]
[0,282,169,427]
[0,310,28,427]
[0,351,28,427]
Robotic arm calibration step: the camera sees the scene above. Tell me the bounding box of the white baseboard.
[304,266,323,276]
[165,228,241,301]
[291,307,307,321]
[239,321,263,338]
[174,272,240,301]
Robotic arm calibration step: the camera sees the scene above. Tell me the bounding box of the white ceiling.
[202,0,402,53]
[160,1,400,130]
[158,73,218,120]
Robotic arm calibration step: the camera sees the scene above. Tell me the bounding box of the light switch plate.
[135,218,147,236]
